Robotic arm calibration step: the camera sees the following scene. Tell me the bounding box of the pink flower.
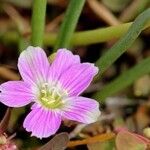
[0,46,100,139]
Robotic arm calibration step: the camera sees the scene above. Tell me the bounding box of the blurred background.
[0,0,150,149]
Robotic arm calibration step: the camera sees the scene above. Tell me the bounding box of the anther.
[41,97,49,102]
[41,89,46,94]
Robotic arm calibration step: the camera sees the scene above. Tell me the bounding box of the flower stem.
[54,0,85,51]
[31,0,47,47]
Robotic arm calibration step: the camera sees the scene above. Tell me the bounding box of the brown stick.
[67,133,115,147]
[0,67,20,80]
[87,0,120,25]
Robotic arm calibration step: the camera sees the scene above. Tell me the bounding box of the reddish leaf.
[39,132,69,150]
[116,130,149,150]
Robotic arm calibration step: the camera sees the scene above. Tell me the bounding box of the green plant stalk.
[31,0,47,47]
[70,23,131,46]
[18,34,29,53]
[54,0,85,51]
[93,57,150,102]
[96,8,150,77]
[1,21,150,47]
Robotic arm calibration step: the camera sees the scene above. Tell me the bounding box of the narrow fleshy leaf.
[93,57,150,102]
[96,8,150,76]
[31,0,47,46]
[54,0,85,50]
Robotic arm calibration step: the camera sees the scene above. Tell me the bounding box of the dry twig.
[87,0,120,25]
[0,66,20,80]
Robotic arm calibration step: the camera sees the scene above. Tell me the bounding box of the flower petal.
[0,81,33,107]
[48,49,80,81]
[18,46,50,85]
[23,104,61,138]
[59,63,98,96]
[62,96,100,124]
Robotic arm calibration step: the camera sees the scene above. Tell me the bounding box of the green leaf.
[93,57,150,102]
[116,131,147,150]
[2,21,150,47]
[96,8,150,76]
[31,0,47,47]
[54,0,85,51]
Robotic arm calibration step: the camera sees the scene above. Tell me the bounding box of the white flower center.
[39,82,68,109]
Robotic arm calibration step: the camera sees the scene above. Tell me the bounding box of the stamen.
[39,82,68,109]
[41,89,46,94]
[41,97,49,102]
[47,100,55,104]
